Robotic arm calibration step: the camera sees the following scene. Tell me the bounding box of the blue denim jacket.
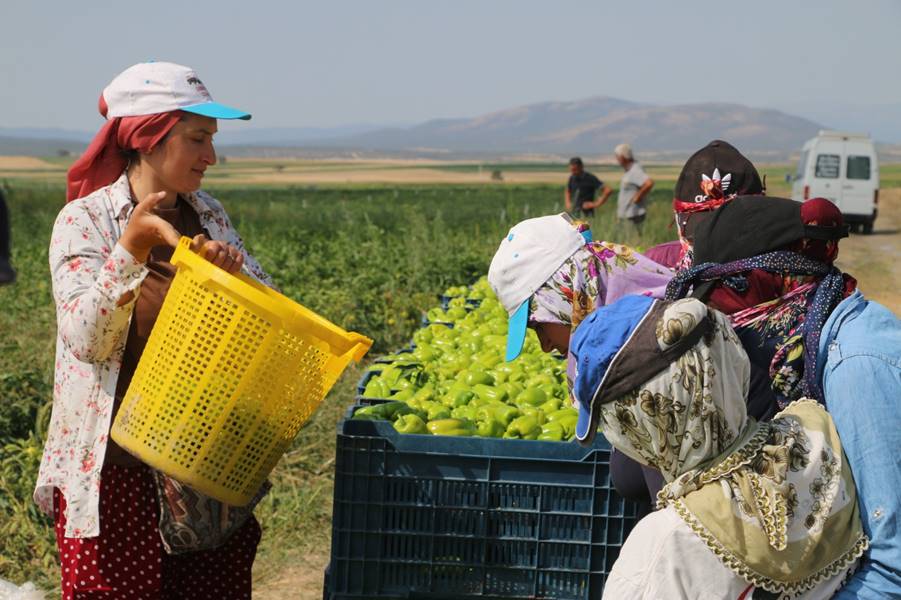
[817,290,901,598]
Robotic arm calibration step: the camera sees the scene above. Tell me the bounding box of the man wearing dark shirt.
[0,187,14,285]
[565,157,611,217]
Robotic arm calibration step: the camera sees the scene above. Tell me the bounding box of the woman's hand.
[190,234,245,274]
[119,191,181,262]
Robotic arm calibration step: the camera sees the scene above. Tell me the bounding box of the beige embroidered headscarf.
[595,299,867,595]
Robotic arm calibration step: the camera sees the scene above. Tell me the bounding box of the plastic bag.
[0,579,45,600]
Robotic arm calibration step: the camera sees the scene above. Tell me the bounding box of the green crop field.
[0,180,679,595]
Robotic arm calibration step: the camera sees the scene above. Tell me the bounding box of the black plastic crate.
[324,414,639,600]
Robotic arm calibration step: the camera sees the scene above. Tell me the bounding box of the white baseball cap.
[487,213,591,361]
[102,61,251,120]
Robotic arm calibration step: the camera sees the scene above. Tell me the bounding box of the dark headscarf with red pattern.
[666,197,854,405]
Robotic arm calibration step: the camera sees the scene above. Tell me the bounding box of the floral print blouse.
[35,173,272,538]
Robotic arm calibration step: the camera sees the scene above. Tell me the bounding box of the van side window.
[815,154,840,178]
[847,156,870,180]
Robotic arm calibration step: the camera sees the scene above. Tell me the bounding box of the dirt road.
[835,188,901,314]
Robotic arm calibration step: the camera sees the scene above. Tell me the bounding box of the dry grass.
[0,156,57,170]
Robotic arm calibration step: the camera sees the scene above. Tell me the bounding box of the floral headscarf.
[529,236,672,331]
[667,198,856,406]
[586,299,867,595]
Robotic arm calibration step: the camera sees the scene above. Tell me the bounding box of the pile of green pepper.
[352,278,579,442]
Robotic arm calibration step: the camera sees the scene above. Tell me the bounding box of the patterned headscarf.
[589,299,867,595]
[529,237,672,331]
[530,229,673,414]
[667,199,855,406]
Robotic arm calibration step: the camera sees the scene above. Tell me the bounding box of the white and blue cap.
[487,213,591,362]
[102,61,251,121]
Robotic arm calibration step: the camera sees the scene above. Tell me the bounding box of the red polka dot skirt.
[54,465,261,599]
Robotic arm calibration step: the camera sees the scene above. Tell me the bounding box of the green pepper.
[476,403,519,427]
[506,369,528,383]
[451,404,478,421]
[427,418,476,436]
[427,307,449,322]
[537,420,565,441]
[393,413,428,434]
[540,382,563,400]
[473,384,508,403]
[446,307,468,322]
[413,386,437,403]
[393,378,413,391]
[421,401,451,421]
[502,382,524,401]
[385,401,421,420]
[440,389,474,408]
[527,374,555,387]
[448,296,467,309]
[467,396,489,408]
[546,409,579,438]
[491,369,510,384]
[390,388,415,401]
[463,370,495,386]
[476,418,506,438]
[362,376,389,398]
[518,406,547,425]
[353,401,414,421]
[503,415,541,440]
[515,387,547,407]
[558,415,579,439]
[546,408,579,422]
[539,398,562,414]
[352,404,386,420]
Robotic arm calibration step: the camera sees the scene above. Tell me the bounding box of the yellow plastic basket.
[111,237,372,506]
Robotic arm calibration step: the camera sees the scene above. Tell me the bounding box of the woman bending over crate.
[667,195,901,598]
[34,62,272,599]
[570,295,867,599]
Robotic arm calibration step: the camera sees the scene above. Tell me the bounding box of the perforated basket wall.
[111,237,371,506]
[325,414,640,600]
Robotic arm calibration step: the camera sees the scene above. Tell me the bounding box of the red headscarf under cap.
[65,95,183,202]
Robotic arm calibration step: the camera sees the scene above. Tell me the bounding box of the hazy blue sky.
[3,0,900,137]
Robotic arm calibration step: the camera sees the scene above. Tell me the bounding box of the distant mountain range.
[0,96,888,159]
[307,97,828,157]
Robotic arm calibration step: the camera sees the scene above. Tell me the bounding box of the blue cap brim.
[505,299,530,362]
[182,102,251,120]
[575,402,592,441]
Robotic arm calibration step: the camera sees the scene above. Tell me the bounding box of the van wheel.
[863,220,874,235]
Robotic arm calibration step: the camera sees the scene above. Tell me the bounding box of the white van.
[792,130,879,233]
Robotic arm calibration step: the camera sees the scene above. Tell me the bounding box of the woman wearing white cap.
[488,213,673,507]
[35,62,270,598]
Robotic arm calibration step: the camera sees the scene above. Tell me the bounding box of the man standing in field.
[615,144,654,234]
[0,187,14,285]
[564,157,611,218]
